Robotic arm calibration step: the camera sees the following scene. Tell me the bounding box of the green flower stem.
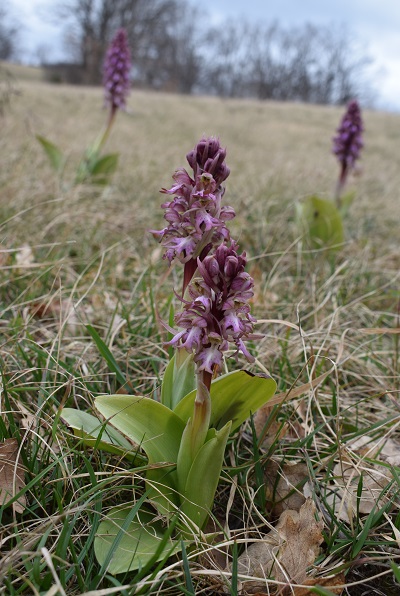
[176,374,211,494]
[98,107,117,152]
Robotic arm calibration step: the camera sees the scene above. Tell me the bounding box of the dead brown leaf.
[325,458,392,523]
[0,438,26,513]
[29,298,61,319]
[250,572,345,595]
[237,499,323,592]
[14,401,37,431]
[275,499,324,583]
[380,438,400,466]
[286,573,345,595]
[264,459,309,514]
[254,403,289,447]
[15,244,35,269]
[28,298,80,335]
[348,434,400,467]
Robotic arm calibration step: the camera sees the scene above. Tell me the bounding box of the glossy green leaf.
[36,135,65,173]
[95,395,185,513]
[89,153,119,177]
[181,422,231,529]
[61,408,142,462]
[94,506,180,574]
[174,370,277,431]
[338,190,356,216]
[161,350,196,410]
[95,395,185,464]
[297,195,344,250]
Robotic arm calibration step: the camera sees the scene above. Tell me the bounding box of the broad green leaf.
[94,506,180,574]
[61,408,142,462]
[145,465,180,513]
[338,190,356,216]
[95,395,185,464]
[160,355,175,409]
[181,422,231,529]
[95,396,185,514]
[161,350,196,410]
[36,135,65,173]
[297,195,344,250]
[89,153,119,176]
[174,370,277,431]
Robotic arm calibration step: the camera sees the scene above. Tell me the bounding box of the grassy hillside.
[0,81,399,594]
[0,61,44,83]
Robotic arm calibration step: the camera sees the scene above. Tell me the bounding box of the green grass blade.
[181,540,195,594]
[86,324,127,387]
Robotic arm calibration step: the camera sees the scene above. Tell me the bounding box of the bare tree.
[201,20,256,98]
[0,3,19,61]
[202,19,373,105]
[49,0,374,105]
[55,0,203,90]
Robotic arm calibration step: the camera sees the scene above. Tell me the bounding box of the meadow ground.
[0,66,400,594]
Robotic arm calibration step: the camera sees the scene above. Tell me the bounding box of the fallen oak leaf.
[348,435,400,467]
[329,459,392,521]
[236,499,324,592]
[28,298,80,335]
[285,573,345,595]
[276,498,324,584]
[264,459,309,514]
[0,438,26,513]
[250,572,345,595]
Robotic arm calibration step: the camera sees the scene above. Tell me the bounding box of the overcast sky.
[8,0,400,112]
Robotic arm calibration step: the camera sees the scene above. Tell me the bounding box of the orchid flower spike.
[169,241,258,388]
[333,99,363,199]
[103,28,131,116]
[151,136,235,293]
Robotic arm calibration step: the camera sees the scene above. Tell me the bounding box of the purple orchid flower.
[103,28,131,117]
[333,99,363,201]
[151,137,235,294]
[169,242,258,389]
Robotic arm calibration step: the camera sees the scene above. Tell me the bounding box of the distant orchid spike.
[103,28,131,115]
[168,242,258,385]
[333,99,363,199]
[151,137,235,293]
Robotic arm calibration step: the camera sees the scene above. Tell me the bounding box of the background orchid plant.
[36,28,131,186]
[62,136,276,574]
[297,99,364,251]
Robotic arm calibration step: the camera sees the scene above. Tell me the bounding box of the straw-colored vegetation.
[1,74,400,594]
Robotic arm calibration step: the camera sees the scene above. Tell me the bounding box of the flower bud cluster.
[152,137,235,265]
[103,29,131,113]
[333,100,363,171]
[169,242,257,374]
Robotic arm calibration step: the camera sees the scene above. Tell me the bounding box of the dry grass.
[0,61,45,84]
[0,80,399,594]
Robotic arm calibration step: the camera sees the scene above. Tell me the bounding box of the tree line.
[1,0,373,105]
